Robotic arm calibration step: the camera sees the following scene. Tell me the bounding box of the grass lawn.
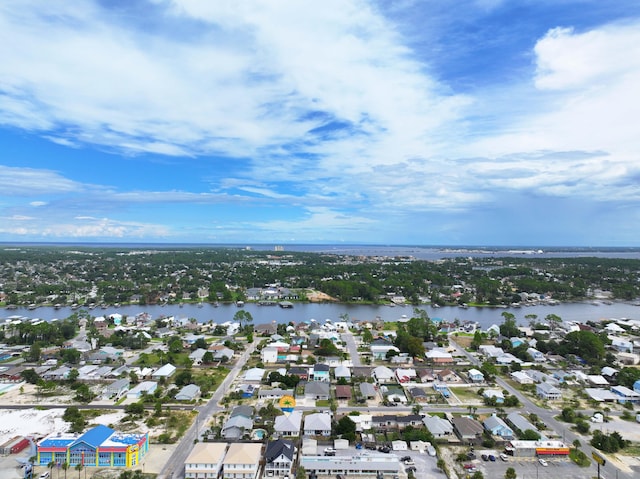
[449,387,481,401]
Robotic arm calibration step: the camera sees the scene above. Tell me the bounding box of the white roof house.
[175,384,201,401]
[185,442,228,479]
[152,363,177,379]
[127,381,157,399]
[274,411,303,437]
[243,367,266,382]
[372,366,394,382]
[303,412,332,436]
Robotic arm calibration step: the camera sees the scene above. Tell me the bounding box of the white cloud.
[0,165,82,195]
[460,20,640,203]
[0,215,170,239]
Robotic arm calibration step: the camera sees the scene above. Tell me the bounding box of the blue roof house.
[483,415,514,439]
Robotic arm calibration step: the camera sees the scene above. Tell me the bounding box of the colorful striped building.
[37,425,148,468]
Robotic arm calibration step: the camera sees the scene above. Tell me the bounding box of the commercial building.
[37,425,148,468]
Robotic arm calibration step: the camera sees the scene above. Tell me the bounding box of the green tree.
[504,467,517,479]
[60,348,81,364]
[233,310,253,332]
[361,328,373,344]
[617,367,640,388]
[74,384,93,403]
[334,416,356,441]
[500,312,520,338]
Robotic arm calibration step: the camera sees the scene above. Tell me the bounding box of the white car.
[499,453,509,461]
[538,458,549,467]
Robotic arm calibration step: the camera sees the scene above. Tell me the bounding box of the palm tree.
[61,462,69,479]
[47,460,55,477]
[74,463,83,479]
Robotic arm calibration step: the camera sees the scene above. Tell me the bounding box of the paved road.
[342,330,363,367]
[157,339,257,479]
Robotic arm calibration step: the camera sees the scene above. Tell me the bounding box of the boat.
[236,301,245,307]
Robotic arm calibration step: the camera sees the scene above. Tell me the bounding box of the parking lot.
[316,444,441,479]
[461,456,593,479]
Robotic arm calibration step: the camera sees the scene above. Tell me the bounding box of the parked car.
[378,446,391,453]
[481,454,489,461]
[538,458,549,467]
[400,456,411,462]
[365,444,377,450]
[324,448,336,456]
[500,453,509,461]
[405,466,416,473]
[463,464,476,470]
[489,454,496,462]
[467,452,476,459]
[403,459,415,465]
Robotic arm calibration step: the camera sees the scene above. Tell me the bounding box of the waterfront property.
[37,424,148,468]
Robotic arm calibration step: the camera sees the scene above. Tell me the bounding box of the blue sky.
[1,0,640,246]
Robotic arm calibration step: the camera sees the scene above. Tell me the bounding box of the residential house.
[222,415,253,440]
[527,348,545,362]
[258,388,294,400]
[304,381,330,401]
[126,381,157,399]
[467,368,484,383]
[409,387,428,402]
[506,412,542,439]
[184,442,227,479]
[335,385,352,400]
[222,442,262,479]
[311,363,330,382]
[483,389,505,404]
[152,363,176,380]
[274,411,302,438]
[261,347,279,364]
[611,385,640,404]
[303,412,332,437]
[372,366,394,383]
[437,369,461,383]
[288,367,309,381]
[496,353,522,365]
[175,384,201,401]
[212,346,234,361]
[334,365,351,380]
[422,415,454,438]
[611,337,633,353]
[479,345,504,358]
[243,368,266,383]
[425,349,454,365]
[359,382,377,399]
[42,366,71,381]
[189,348,208,365]
[264,439,295,478]
[370,338,400,360]
[418,369,435,383]
[395,368,417,383]
[510,371,534,384]
[483,415,514,439]
[102,378,129,400]
[536,382,562,400]
[396,415,424,430]
[230,405,254,419]
[451,417,484,442]
[255,323,278,336]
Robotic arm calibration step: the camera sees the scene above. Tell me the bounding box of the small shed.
[391,440,408,451]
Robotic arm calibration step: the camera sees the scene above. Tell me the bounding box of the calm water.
[5,300,640,330]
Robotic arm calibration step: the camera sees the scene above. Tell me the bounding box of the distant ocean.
[2,243,640,260]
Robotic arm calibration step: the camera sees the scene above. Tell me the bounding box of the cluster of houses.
[186,403,568,479]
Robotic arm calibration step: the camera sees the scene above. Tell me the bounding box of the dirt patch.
[306,290,338,302]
